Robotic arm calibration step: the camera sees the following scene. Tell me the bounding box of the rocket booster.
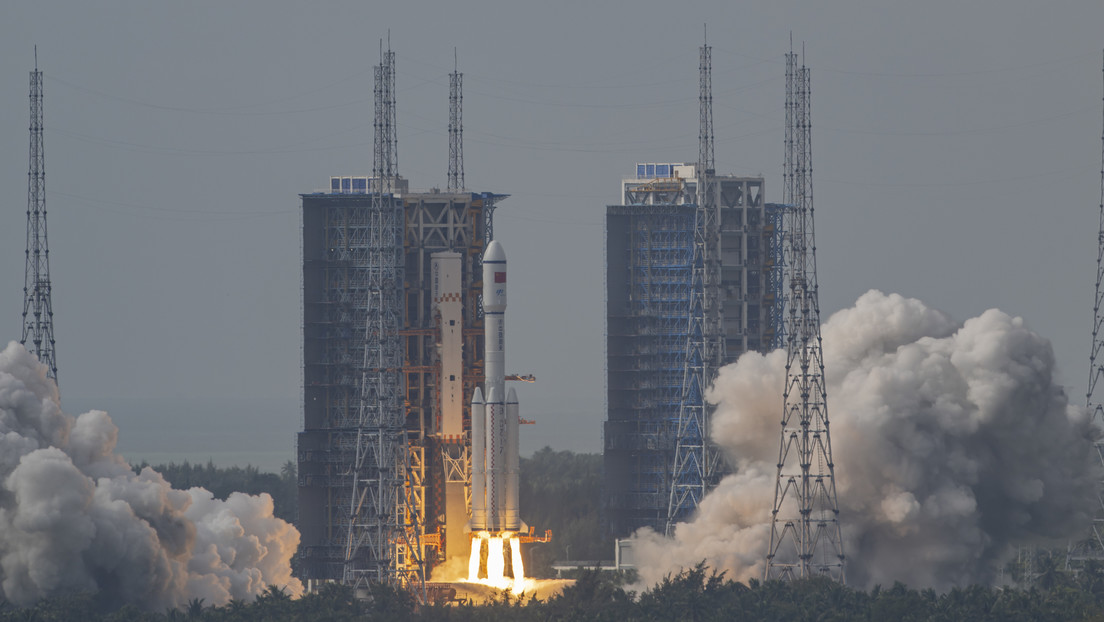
[470,240,521,533]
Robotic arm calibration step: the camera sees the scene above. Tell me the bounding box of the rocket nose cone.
[472,386,484,404]
[506,387,518,403]
[484,240,506,263]
[485,385,499,404]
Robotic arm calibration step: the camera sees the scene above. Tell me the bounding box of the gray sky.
[1,2,1102,467]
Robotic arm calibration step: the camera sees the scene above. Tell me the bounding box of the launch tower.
[298,41,510,588]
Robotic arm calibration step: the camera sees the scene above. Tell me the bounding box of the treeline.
[11,567,1104,621]
[14,454,1104,619]
[130,448,606,576]
[131,459,298,523]
[518,447,608,576]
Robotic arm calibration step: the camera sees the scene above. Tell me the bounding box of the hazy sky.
[1,2,1102,466]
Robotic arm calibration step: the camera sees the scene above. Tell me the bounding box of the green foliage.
[20,573,1104,621]
[22,455,1104,620]
[543,569,632,622]
[130,460,297,523]
[518,447,607,577]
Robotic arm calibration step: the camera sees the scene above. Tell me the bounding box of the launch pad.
[427,579,575,605]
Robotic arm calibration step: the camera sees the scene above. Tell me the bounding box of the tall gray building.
[604,163,783,537]
[298,176,504,581]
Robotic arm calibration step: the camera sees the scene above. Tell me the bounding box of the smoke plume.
[632,290,1098,590]
[0,341,302,609]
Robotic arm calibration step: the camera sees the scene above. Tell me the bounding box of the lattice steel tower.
[765,50,845,582]
[343,41,425,592]
[448,49,464,192]
[666,31,725,534]
[1070,50,1104,569]
[22,49,58,384]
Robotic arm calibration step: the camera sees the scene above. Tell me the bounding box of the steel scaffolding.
[606,202,695,533]
[299,43,507,588]
[765,50,845,582]
[666,36,725,534]
[342,44,426,592]
[448,50,464,192]
[21,49,58,383]
[300,187,501,583]
[764,203,787,351]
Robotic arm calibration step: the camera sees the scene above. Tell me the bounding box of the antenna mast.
[667,28,724,533]
[22,47,58,384]
[765,48,845,582]
[448,48,464,192]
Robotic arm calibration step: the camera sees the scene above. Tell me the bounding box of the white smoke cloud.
[0,341,302,609]
[631,290,1098,590]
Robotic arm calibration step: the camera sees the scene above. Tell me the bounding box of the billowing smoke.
[0,341,302,609]
[632,290,1098,590]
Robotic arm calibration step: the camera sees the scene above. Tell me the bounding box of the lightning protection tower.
[343,41,426,593]
[448,49,464,192]
[765,50,845,582]
[1068,50,1104,570]
[22,48,58,384]
[666,30,725,534]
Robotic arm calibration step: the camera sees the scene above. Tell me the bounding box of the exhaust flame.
[511,536,525,584]
[487,537,505,583]
[465,532,532,594]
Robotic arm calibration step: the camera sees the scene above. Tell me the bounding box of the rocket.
[470,240,522,533]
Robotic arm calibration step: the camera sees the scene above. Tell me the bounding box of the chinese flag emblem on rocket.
[495,271,506,283]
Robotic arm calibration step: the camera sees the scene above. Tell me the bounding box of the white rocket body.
[469,240,521,533]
